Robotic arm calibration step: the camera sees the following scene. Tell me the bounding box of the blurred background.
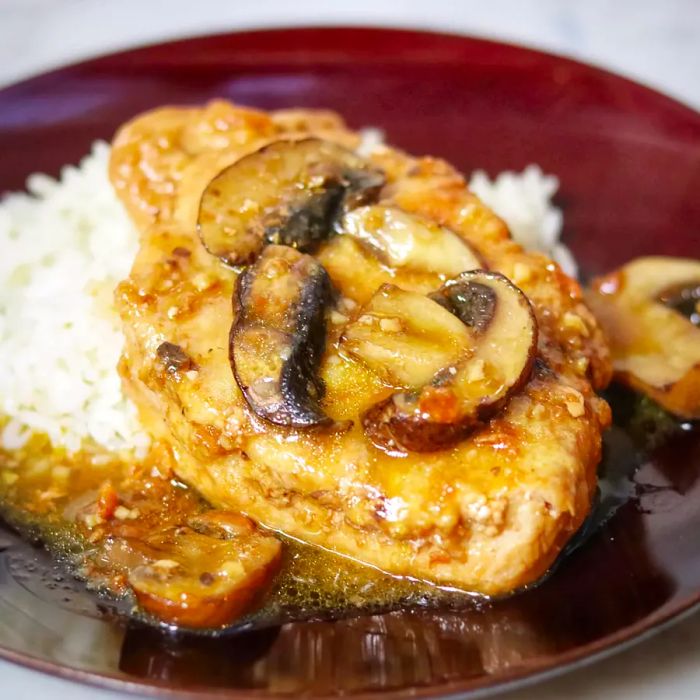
[2,0,700,109]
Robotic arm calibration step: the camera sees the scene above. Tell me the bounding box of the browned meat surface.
[111,100,611,595]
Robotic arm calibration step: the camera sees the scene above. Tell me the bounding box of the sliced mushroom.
[231,245,334,427]
[585,256,700,419]
[197,139,384,265]
[340,285,473,387]
[430,275,498,333]
[128,510,281,628]
[317,234,396,305]
[361,271,538,452]
[658,280,700,326]
[189,510,258,538]
[156,341,197,374]
[340,205,482,277]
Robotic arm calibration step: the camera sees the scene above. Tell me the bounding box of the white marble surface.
[1,1,700,698]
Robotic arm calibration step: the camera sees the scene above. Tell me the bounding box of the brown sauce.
[0,387,690,632]
[0,430,474,631]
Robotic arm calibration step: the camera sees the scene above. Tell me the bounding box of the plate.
[0,26,699,699]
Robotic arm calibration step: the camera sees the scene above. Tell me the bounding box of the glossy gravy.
[0,429,474,630]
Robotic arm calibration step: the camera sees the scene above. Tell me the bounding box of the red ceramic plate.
[0,26,699,699]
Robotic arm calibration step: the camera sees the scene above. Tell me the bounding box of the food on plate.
[340,205,483,276]
[110,100,611,600]
[358,271,538,453]
[128,510,281,627]
[586,257,700,419]
[197,138,384,264]
[231,245,334,427]
[14,98,696,629]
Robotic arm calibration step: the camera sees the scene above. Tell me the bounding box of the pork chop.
[111,100,611,595]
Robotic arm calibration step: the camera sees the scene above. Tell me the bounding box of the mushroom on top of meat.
[340,205,483,277]
[342,271,538,452]
[231,245,334,427]
[197,138,384,265]
[200,138,537,448]
[586,256,700,419]
[317,204,485,306]
[340,284,474,387]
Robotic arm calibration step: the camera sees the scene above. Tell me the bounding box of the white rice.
[469,166,577,277]
[0,138,572,455]
[0,142,149,454]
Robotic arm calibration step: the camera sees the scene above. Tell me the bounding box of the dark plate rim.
[3,596,700,700]
[2,24,700,122]
[1,24,700,700]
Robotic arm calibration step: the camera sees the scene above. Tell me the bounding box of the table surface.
[2,1,700,698]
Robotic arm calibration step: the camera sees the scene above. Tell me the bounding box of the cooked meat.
[111,100,611,596]
[360,271,538,453]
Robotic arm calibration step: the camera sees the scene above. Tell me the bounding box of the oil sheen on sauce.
[0,428,476,631]
[0,390,688,631]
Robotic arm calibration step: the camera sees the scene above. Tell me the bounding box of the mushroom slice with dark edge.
[659,281,700,325]
[231,245,334,427]
[156,341,197,375]
[340,205,482,277]
[340,284,473,387]
[197,138,385,265]
[360,271,538,452]
[585,256,700,419]
[128,511,281,628]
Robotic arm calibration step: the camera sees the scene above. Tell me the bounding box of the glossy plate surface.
[0,26,699,699]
